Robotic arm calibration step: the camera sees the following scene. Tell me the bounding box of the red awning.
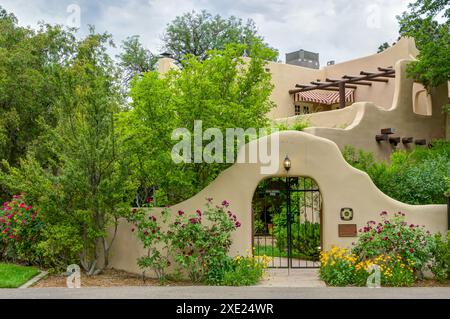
[294,89,355,105]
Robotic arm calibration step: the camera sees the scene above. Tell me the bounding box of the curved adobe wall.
[279,59,448,161]
[108,131,447,275]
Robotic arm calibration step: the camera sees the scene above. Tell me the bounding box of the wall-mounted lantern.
[283,155,291,172]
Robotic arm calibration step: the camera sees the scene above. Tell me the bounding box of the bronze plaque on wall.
[338,224,357,237]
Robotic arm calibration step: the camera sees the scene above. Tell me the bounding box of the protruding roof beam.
[342,75,389,83]
[295,84,344,91]
[348,81,372,86]
[361,71,395,78]
[310,81,357,89]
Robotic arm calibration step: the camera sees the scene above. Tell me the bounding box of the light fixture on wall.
[283,155,291,172]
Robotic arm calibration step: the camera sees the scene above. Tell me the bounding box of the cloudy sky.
[0,0,411,65]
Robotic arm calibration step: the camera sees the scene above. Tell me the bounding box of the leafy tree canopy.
[397,0,450,89]
[119,41,277,205]
[117,35,158,85]
[161,10,278,62]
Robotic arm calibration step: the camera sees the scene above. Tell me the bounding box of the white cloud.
[0,0,411,64]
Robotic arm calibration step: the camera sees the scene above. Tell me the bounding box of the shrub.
[35,223,83,271]
[272,118,309,132]
[128,199,248,285]
[273,213,320,260]
[352,212,434,272]
[127,206,171,282]
[343,141,450,205]
[354,254,415,287]
[0,195,43,264]
[220,254,270,286]
[320,247,415,287]
[320,212,433,287]
[430,231,450,282]
[319,247,356,286]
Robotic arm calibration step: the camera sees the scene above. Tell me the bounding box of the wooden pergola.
[289,67,396,109]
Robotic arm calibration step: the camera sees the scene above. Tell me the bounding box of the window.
[303,106,310,114]
[295,105,301,115]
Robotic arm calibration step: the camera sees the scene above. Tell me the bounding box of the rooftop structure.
[285,49,320,69]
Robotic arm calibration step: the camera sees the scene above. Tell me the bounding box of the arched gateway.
[252,176,322,268]
[108,131,447,275]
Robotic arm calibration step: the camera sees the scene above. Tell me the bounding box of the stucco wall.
[268,37,419,119]
[278,59,448,161]
[108,131,447,275]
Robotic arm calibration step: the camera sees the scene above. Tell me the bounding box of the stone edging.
[19,271,49,289]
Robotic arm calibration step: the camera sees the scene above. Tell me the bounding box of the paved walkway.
[258,269,326,287]
[0,286,449,299]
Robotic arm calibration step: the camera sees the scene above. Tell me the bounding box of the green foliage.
[162,10,278,62]
[397,0,450,90]
[220,255,269,286]
[0,9,76,167]
[117,35,158,86]
[343,142,450,204]
[430,231,450,282]
[0,262,40,288]
[273,213,320,260]
[320,212,432,287]
[0,195,43,264]
[352,212,434,272]
[377,41,396,53]
[0,24,137,274]
[121,41,277,204]
[272,119,309,132]
[319,248,355,286]
[128,199,245,284]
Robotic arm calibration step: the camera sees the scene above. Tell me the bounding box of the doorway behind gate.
[252,177,322,268]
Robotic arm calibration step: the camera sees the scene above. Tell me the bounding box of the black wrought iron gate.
[252,177,322,268]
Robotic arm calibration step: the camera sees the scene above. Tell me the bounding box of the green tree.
[377,41,397,53]
[397,0,450,90]
[1,28,137,274]
[162,10,278,62]
[119,41,277,205]
[0,7,76,167]
[117,35,158,86]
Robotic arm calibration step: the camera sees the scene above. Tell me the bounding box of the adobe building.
[107,37,449,275]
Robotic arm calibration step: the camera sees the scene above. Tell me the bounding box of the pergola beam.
[289,68,395,94]
[295,84,344,91]
[342,75,389,83]
[349,81,372,86]
[310,81,358,89]
[361,71,395,78]
[377,67,393,72]
[326,78,372,85]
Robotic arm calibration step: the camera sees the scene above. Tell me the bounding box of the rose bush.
[320,212,434,287]
[352,211,434,272]
[0,194,43,263]
[128,199,268,285]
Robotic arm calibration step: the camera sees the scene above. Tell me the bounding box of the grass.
[0,263,40,288]
[254,245,318,261]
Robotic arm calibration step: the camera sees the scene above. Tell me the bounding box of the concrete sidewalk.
[0,286,449,299]
[257,269,326,287]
